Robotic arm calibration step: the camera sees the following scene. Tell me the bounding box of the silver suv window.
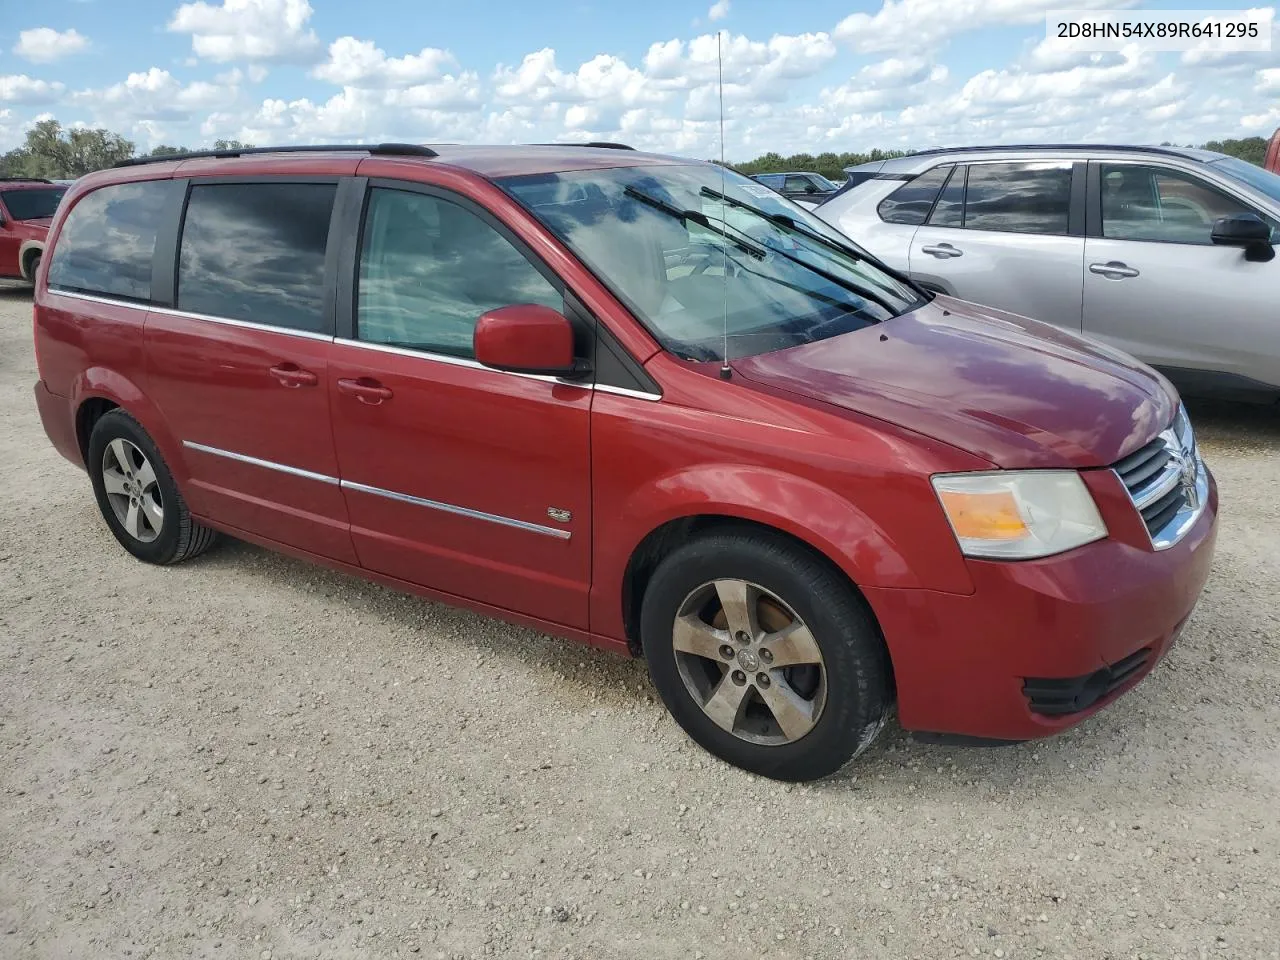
[962,162,1071,235]
[877,165,951,225]
[1099,163,1278,244]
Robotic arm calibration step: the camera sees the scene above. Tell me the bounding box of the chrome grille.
[1114,405,1207,550]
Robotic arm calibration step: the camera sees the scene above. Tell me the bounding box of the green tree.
[148,144,191,157]
[1202,136,1267,165]
[213,139,255,151]
[0,119,135,178]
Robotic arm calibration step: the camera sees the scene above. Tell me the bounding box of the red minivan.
[32,143,1217,781]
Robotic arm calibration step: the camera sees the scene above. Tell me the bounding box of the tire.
[640,528,892,781]
[87,410,218,565]
[27,252,41,282]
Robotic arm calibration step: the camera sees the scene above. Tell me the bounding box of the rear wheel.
[27,252,41,282]
[87,410,218,564]
[640,529,892,781]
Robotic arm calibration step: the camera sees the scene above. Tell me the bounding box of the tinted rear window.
[47,180,178,302]
[177,182,336,333]
[877,166,951,225]
[1,188,66,221]
[963,162,1072,235]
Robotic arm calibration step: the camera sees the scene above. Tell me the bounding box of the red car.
[32,144,1217,781]
[0,177,66,282]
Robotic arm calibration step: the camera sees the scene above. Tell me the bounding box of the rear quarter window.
[47,180,179,302]
[877,166,951,225]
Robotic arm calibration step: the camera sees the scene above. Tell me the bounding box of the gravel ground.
[1,282,1278,960]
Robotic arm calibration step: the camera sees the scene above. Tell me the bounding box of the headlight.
[931,471,1107,560]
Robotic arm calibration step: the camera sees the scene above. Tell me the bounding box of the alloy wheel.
[101,438,164,543]
[672,579,827,745]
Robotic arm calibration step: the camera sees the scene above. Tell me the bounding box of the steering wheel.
[683,246,742,277]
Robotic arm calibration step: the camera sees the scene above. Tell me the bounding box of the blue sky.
[1,0,1277,158]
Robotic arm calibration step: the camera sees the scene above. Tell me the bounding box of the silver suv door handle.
[921,243,963,259]
[1089,261,1140,279]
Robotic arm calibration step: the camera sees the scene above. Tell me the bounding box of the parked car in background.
[1266,127,1279,174]
[34,142,1215,781]
[750,171,840,206]
[819,144,1280,404]
[0,177,67,282]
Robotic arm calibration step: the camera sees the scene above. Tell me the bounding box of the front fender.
[591,462,975,642]
[70,367,190,486]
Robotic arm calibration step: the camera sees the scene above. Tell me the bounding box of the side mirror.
[474,304,584,378]
[1211,213,1275,262]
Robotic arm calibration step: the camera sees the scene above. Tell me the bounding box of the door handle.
[1089,261,1140,279]
[268,363,318,388]
[337,377,394,405]
[921,243,963,258]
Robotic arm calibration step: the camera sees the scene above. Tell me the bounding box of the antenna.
[717,30,732,380]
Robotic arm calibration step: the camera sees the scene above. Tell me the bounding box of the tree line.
[1,120,253,179]
[1,118,1270,182]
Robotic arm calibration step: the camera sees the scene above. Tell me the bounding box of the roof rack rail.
[908,143,1205,159]
[112,143,439,169]
[0,176,55,183]
[532,141,635,150]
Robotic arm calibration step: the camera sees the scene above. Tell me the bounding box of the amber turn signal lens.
[935,489,1028,541]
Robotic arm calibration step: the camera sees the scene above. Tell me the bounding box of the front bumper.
[863,467,1218,742]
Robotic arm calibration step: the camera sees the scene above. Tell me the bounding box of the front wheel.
[640,529,893,781]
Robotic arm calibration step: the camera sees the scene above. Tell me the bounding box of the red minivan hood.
[732,296,1177,469]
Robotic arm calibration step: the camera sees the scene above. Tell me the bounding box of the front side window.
[177,182,336,332]
[963,162,1072,235]
[1099,163,1277,244]
[1208,155,1280,205]
[1,187,66,221]
[877,165,951,225]
[357,188,562,358]
[784,175,815,194]
[47,180,179,302]
[503,163,924,362]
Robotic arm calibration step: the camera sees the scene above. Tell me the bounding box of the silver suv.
[817,145,1280,403]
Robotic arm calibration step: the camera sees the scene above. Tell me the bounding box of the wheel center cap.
[737,649,760,672]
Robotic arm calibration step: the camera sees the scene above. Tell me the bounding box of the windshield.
[502,164,924,361]
[1,187,66,221]
[1208,156,1280,204]
[810,174,840,191]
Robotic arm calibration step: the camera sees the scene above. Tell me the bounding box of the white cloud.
[1260,68,1280,93]
[14,28,90,63]
[312,37,459,88]
[493,49,664,110]
[708,0,730,22]
[168,0,321,63]
[835,0,1137,54]
[0,75,66,105]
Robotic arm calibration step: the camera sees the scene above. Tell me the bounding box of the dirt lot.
[1,282,1278,960]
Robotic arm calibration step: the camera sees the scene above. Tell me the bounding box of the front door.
[909,160,1086,331]
[145,178,356,563]
[1082,161,1280,394]
[327,182,593,629]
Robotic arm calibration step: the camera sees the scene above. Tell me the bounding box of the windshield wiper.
[699,186,867,260]
[623,186,766,261]
[700,186,932,302]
